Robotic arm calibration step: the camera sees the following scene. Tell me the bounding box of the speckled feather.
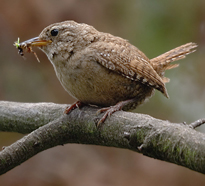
[88,38,168,98]
[150,42,197,82]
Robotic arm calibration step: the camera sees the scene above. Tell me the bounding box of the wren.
[16,21,197,126]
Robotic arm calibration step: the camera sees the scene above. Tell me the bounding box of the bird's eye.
[51,29,59,36]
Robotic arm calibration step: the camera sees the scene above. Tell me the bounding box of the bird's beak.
[19,37,52,47]
[14,37,52,62]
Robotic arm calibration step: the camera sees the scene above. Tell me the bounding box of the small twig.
[189,119,205,129]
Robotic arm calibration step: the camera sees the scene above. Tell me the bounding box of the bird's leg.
[64,101,85,114]
[96,98,136,127]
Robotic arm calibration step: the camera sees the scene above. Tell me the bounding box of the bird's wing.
[88,41,168,98]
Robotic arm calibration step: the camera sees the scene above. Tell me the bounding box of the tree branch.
[0,101,205,175]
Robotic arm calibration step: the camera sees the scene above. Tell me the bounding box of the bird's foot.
[96,98,137,128]
[64,101,85,114]
[96,102,125,128]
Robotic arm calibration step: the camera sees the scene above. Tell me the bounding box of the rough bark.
[0,101,205,175]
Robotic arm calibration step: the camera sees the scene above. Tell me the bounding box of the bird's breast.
[50,56,154,107]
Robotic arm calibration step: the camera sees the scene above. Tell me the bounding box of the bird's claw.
[64,101,84,114]
[96,104,123,128]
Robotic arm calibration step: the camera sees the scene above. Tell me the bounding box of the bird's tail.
[150,42,197,83]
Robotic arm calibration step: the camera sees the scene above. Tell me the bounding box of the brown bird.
[16,21,197,126]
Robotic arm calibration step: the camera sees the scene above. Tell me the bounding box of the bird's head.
[16,21,98,62]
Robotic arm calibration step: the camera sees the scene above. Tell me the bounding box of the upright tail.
[150,42,197,83]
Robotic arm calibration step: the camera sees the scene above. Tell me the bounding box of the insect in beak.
[14,37,52,62]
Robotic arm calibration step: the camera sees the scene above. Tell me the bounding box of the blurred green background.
[0,0,205,185]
